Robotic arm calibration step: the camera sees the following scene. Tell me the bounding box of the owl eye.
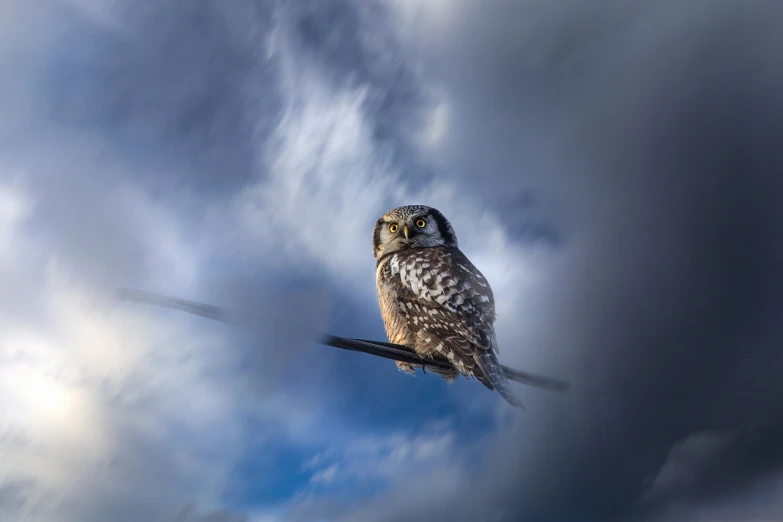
[415,218,426,228]
[389,223,399,233]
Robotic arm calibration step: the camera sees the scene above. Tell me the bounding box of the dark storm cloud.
[364,1,783,521]
[26,0,276,196]
[642,419,783,509]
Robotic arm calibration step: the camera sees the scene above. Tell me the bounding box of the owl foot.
[395,361,418,376]
[428,365,459,384]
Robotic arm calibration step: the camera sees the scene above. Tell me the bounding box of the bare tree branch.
[116,287,570,393]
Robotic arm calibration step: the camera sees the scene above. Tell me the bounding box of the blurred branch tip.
[116,287,570,393]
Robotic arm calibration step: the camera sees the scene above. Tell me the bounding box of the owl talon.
[395,361,417,375]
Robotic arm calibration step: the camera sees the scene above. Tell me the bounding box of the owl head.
[373,205,458,260]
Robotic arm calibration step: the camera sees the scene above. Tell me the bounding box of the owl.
[373,205,522,407]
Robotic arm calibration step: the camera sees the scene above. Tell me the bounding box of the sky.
[1,0,783,521]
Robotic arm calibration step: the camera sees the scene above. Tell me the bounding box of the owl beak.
[403,225,409,240]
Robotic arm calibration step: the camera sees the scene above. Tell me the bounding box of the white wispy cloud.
[309,464,340,485]
[235,8,555,345]
[304,426,456,487]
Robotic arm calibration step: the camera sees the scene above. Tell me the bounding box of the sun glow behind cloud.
[0,162,250,520]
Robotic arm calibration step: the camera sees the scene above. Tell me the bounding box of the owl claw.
[395,361,417,375]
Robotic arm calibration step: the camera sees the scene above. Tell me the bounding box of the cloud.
[644,432,736,502]
[6,0,783,521]
[0,170,250,521]
[638,417,783,520]
[303,425,456,487]
[640,473,783,522]
[308,465,340,486]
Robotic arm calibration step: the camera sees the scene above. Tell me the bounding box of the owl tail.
[477,352,525,408]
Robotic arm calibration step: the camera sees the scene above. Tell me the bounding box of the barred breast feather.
[376,247,506,388]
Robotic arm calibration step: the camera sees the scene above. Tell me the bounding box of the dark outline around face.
[373,206,458,259]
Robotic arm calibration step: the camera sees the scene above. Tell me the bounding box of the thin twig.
[116,288,570,393]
